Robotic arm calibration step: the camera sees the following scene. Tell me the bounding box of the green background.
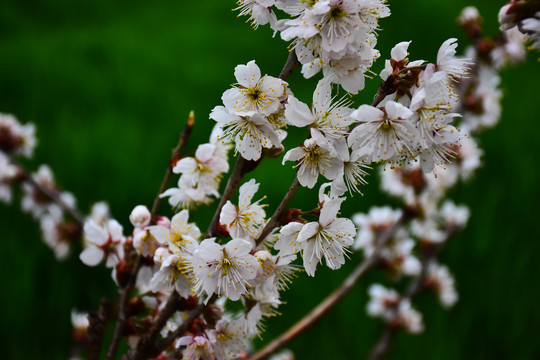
[1,0,539,359]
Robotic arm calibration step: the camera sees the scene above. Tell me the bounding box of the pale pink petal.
[80,246,104,266]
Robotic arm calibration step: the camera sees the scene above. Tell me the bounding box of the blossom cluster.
[1,2,533,360]
[356,4,529,336]
[0,113,84,260]
[73,2,480,356]
[237,0,391,93]
[162,113,232,209]
[499,0,540,51]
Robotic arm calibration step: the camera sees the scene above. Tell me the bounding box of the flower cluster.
[210,60,288,161]
[2,2,534,360]
[0,113,84,260]
[236,0,391,93]
[0,113,35,203]
[499,0,540,51]
[161,112,232,209]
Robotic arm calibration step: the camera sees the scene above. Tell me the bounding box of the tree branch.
[206,156,247,237]
[11,157,86,225]
[278,51,301,81]
[87,298,113,360]
[150,110,195,223]
[248,211,412,360]
[255,177,300,246]
[104,256,142,360]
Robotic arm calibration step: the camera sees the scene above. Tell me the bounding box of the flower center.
[330,6,348,20]
[247,87,262,102]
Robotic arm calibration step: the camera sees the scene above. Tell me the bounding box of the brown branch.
[255,177,300,246]
[206,155,247,237]
[11,157,86,225]
[123,51,301,359]
[150,110,195,223]
[156,303,206,352]
[105,112,195,360]
[87,298,113,360]
[248,211,412,360]
[104,256,143,360]
[278,51,301,81]
[121,292,181,360]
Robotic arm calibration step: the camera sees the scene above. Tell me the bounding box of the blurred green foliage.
[1,0,539,359]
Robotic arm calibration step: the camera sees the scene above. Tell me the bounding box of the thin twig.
[125,51,301,359]
[248,212,411,360]
[156,303,207,352]
[255,177,300,246]
[105,256,143,360]
[122,292,181,360]
[206,156,247,237]
[278,51,301,81]
[150,110,195,223]
[87,298,113,360]
[105,112,195,360]
[11,157,86,225]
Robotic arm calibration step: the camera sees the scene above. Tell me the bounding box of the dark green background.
[1,0,539,359]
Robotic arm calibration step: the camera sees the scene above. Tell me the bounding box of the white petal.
[298,222,319,243]
[80,246,104,266]
[220,201,238,226]
[235,60,261,88]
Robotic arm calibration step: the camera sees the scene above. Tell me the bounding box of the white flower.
[71,309,90,332]
[21,165,64,220]
[296,196,355,276]
[40,214,71,260]
[284,79,352,159]
[129,205,151,229]
[173,142,229,187]
[491,27,527,68]
[235,0,277,29]
[220,179,267,240]
[498,3,518,31]
[396,300,424,334]
[160,175,218,210]
[207,318,248,359]
[439,201,470,229]
[348,101,418,163]
[191,238,261,301]
[0,151,18,203]
[253,250,298,291]
[177,335,214,360]
[426,262,458,308]
[149,244,196,298]
[337,149,370,195]
[458,6,481,26]
[352,206,404,253]
[283,129,343,188]
[222,60,287,117]
[148,210,201,250]
[279,0,389,92]
[460,63,502,131]
[210,106,282,161]
[366,284,400,319]
[380,41,424,80]
[522,14,540,50]
[89,201,110,226]
[275,222,304,257]
[436,38,471,80]
[0,113,36,157]
[447,131,482,180]
[80,219,125,267]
